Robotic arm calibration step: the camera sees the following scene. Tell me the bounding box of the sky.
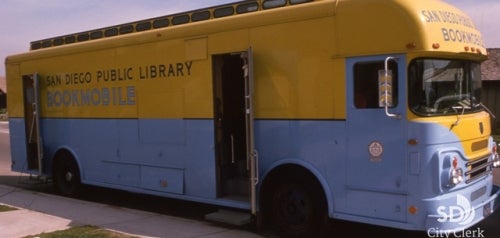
[1,0,499,77]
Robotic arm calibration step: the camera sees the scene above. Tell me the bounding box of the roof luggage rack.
[30,0,313,51]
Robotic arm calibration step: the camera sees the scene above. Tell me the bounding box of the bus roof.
[29,0,316,51]
[18,0,487,61]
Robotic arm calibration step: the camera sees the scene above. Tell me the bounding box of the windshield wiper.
[476,102,496,119]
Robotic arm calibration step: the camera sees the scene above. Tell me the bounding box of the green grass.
[23,226,138,238]
[0,204,17,212]
[0,205,136,237]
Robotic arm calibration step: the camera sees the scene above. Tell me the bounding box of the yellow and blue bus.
[6,0,500,236]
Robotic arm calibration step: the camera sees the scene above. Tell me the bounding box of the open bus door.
[211,47,258,219]
[22,73,43,175]
[243,48,259,215]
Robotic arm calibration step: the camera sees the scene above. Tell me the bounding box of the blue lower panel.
[344,190,406,222]
[9,119,29,172]
[9,118,346,211]
[10,118,217,200]
[141,166,184,194]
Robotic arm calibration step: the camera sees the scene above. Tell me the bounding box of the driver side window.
[353,61,398,109]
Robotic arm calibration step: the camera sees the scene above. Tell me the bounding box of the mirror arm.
[384,57,401,119]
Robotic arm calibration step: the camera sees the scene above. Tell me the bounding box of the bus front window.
[409,59,483,116]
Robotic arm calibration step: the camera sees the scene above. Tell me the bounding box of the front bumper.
[426,185,500,234]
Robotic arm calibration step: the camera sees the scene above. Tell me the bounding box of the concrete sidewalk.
[0,184,262,238]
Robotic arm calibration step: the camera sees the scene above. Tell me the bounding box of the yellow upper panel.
[6,0,339,120]
[5,0,486,119]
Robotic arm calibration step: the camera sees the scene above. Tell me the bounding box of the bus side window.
[354,61,398,109]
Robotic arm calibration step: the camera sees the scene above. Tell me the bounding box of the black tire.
[266,170,327,237]
[53,152,81,197]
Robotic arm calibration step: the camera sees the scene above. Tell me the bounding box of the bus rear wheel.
[265,168,327,237]
[53,152,81,197]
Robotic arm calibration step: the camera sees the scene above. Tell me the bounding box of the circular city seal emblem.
[368,141,383,160]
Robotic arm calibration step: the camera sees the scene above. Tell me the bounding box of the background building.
[0,76,6,110]
[482,48,500,133]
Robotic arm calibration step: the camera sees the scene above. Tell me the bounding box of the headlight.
[492,143,500,168]
[493,159,500,168]
[450,168,464,185]
[449,157,463,186]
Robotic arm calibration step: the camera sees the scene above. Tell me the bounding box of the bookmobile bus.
[5,0,500,236]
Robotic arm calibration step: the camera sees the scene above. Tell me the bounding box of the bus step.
[18,175,51,186]
[204,209,252,226]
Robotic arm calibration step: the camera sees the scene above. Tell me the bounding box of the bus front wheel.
[53,152,81,197]
[264,167,328,237]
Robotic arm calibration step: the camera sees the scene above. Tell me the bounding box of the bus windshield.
[409,59,483,116]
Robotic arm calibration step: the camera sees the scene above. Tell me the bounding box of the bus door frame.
[243,48,258,214]
[212,47,258,214]
[22,73,43,175]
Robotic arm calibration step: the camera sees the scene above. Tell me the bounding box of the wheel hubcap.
[280,190,308,225]
[65,171,73,182]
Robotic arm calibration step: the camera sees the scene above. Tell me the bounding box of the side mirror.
[378,69,393,108]
[379,57,400,119]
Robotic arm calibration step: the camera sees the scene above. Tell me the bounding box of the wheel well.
[258,164,329,235]
[259,164,327,213]
[51,149,77,176]
[51,148,83,196]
